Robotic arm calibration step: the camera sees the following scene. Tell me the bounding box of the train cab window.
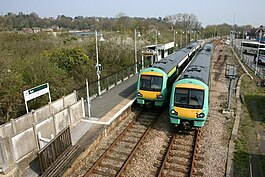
[175,88,189,106]
[174,88,204,109]
[140,75,163,91]
[189,89,204,108]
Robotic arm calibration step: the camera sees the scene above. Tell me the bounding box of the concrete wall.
[0,124,12,139]
[54,109,70,134]
[0,137,14,173]
[35,104,51,123]
[69,100,85,125]
[11,127,37,162]
[36,117,55,139]
[0,91,81,174]
[0,92,77,139]
[11,114,34,135]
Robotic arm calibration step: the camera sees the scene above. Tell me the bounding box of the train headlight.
[137,92,143,97]
[157,94,163,99]
[171,109,178,115]
[197,113,205,118]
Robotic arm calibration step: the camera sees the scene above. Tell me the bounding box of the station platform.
[24,75,137,177]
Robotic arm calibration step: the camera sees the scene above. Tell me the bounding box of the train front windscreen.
[174,88,204,109]
[140,75,163,91]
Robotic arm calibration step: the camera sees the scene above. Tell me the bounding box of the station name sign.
[23,83,51,113]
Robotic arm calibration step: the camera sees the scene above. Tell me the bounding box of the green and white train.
[169,43,213,127]
[136,42,201,107]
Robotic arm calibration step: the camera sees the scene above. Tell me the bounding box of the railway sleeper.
[128,134,142,139]
[137,117,156,122]
[166,164,189,173]
[163,164,189,175]
[176,129,195,135]
[174,139,194,146]
[110,149,131,156]
[170,148,192,155]
[128,129,146,134]
[122,144,135,149]
[93,168,116,177]
[99,163,121,171]
[171,144,194,152]
[106,154,126,161]
[162,172,187,177]
[167,157,190,166]
[170,151,192,159]
[135,119,153,125]
[176,134,195,140]
[123,139,138,144]
[131,124,149,130]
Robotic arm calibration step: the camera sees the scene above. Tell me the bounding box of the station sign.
[23,83,51,113]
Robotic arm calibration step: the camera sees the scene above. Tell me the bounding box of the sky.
[0,0,264,27]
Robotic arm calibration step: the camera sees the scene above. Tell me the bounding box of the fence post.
[67,105,72,126]
[10,119,16,135]
[33,123,40,151]
[122,70,124,82]
[0,138,8,172]
[81,97,86,119]
[115,73,118,85]
[106,77,109,90]
[53,114,57,135]
[62,96,65,108]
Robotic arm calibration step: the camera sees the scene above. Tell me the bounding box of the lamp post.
[174,30,178,50]
[95,30,105,97]
[185,30,188,46]
[155,29,160,62]
[180,30,183,48]
[255,30,263,75]
[134,29,141,74]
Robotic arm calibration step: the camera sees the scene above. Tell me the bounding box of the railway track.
[157,128,201,177]
[84,109,161,177]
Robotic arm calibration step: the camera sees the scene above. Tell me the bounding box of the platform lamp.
[95,30,105,97]
[134,29,141,74]
[255,30,264,75]
[180,30,183,48]
[185,30,188,46]
[155,29,160,62]
[174,30,178,50]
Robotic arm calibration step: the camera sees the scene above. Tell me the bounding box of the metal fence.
[232,43,265,81]
[77,64,137,100]
[38,126,72,175]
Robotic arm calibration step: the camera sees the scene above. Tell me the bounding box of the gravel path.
[200,43,235,177]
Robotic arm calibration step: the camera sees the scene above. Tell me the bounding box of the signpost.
[23,83,51,113]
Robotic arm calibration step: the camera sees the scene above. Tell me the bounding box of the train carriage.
[136,42,201,107]
[169,43,213,127]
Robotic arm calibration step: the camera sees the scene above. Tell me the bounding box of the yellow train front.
[137,42,200,106]
[169,43,213,127]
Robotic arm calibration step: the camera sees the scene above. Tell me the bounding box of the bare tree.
[164,13,201,30]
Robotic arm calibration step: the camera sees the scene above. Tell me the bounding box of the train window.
[140,75,163,91]
[189,89,204,108]
[174,88,204,109]
[175,88,189,106]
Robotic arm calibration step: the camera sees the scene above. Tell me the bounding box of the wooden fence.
[38,126,72,175]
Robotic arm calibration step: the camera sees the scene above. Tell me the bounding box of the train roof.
[179,43,213,86]
[151,42,200,74]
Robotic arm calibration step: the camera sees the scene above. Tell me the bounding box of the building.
[255,25,265,43]
[141,42,175,67]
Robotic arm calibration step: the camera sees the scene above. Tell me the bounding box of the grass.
[233,74,265,176]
